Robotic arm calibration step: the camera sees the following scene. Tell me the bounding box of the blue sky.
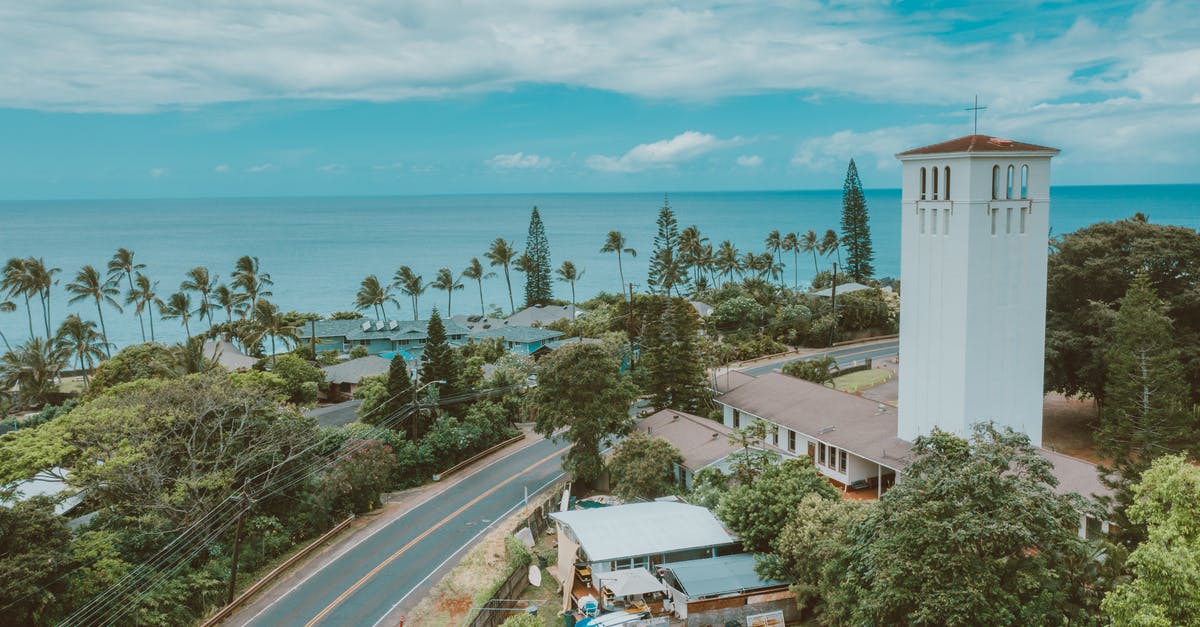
[1,0,1197,199]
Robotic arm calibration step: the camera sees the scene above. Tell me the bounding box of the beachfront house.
[468,325,563,356]
[635,409,789,491]
[296,318,470,356]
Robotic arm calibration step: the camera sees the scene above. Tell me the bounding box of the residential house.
[202,339,258,371]
[295,318,469,356]
[659,553,795,624]
[506,303,587,327]
[468,325,563,356]
[635,409,788,490]
[321,355,391,401]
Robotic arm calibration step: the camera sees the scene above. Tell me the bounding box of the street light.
[413,379,446,407]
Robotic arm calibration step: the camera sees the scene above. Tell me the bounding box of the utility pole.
[627,282,637,371]
[829,262,838,347]
[227,493,250,605]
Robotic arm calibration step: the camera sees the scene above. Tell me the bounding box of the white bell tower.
[895,135,1059,446]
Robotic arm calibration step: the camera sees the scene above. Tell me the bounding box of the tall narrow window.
[1006,165,1015,199]
[1006,207,1013,234]
[919,208,926,234]
[818,442,826,466]
[991,208,998,235]
[931,167,939,200]
[992,165,1001,200]
[1021,164,1029,199]
[788,430,796,452]
[931,208,938,234]
[920,167,927,200]
[839,450,848,473]
[944,208,950,234]
[944,166,951,199]
[1020,207,1027,234]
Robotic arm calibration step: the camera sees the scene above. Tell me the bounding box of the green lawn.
[833,368,893,393]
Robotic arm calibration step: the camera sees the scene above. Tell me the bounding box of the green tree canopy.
[0,496,75,625]
[1045,216,1200,403]
[839,158,874,282]
[647,196,688,297]
[640,296,710,414]
[782,355,837,386]
[530,343,636,484]
[716,458,838,553]
[1102,454,1200,625]
[607,431,683,501]
[523,206,553,306]
[827,424,1109,626]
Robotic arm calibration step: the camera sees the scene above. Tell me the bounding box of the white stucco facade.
[896,141,1058,446]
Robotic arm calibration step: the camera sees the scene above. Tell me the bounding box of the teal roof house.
[297,318,470,356]
[468,326,564,356]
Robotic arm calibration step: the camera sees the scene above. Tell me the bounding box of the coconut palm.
[484,238,519,314]
[679,226,708,287]
[55,314,107,389]
[232,255,273,315]
[461,258,496,318]
[159,291,194,340]
[181,266,219,329]
[0,337,68,407]
[248,299,299,367]
[821,229,842,267]
[429,267,464,315]
[107,248,146,341]
[765,230,784,286]
[600,231,637,300]
[782,232,800,289]
[213,283,243,323]
[800,229,821,275]
[356,274,398,320]
[0,300,14,351]
[555,261,584,312]
[2,257,36,339]
[127,272,160,342]
[24,258,60,338]
[65,265,122,358]
[715,241,741,284]
[393,266,425,321]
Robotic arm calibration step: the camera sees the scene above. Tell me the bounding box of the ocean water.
[1,185,1198,351]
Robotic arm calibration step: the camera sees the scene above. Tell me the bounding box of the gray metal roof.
[298,318,470,342]
[321,356,392,384]
[662,554,787,598]
[550,502,736,562]
[469,326,563,344]
[202,339,259,371]
[506,304,587,327]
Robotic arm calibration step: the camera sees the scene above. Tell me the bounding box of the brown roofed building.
[635,408,788,490]
[896,134,1060,157]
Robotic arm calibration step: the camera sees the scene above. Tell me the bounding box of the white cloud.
[587,131,739,173]
[793,125,942,173]
[487,152,553,170]
[246,163,276,173]
[214,164,230,173]
[317,163,344,173]
[148,167,167,178]
[736,155,763,167]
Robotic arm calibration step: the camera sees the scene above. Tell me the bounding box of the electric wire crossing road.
[236,436,569,627]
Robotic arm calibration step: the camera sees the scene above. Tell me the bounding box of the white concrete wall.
[845,453,879,484]
[897,150,1053,446]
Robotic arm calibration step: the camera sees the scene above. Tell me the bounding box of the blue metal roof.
[662,554,787,598]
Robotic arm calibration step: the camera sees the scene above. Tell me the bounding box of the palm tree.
[356,274,398,320]
[181,266,219,329]
[800,230,821,276]
[679,226,708,287]
[556,261,584,312]
[600,231,637,300]
[2,257,35,338]
[0,300,14,351]
[248,299,299,367]
[765,230,783,286]
[715,241,741,284]
[393,266,425,321]
[782,232,800,289]
[25,258,60,338]
[107,248,146,341]
[429,268,464,315]
[484,238,519,314]
[821,229,842,267]
[212,283,244,323]
[127,273,160,342]
[65,265,122,358]
[56,314,106,389]
[159,291,194,340]
[461,258,496,318]
[232,255,273,316]
[0,337,68,407]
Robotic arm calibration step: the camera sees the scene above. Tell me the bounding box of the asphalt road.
[234,435,570,627]
[741,338,899,376]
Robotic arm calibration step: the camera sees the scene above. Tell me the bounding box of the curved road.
[741,338,899,376]
[233,435,570,627]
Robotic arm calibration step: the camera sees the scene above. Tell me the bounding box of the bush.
[270,354,326,405]
[711,296,767,333]
[505,534,533,570]
[317,350,341,366]
[349,346,370,359]
[782,355,837,385]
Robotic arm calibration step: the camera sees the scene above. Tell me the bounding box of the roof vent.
[375,320,386,331]
[712,432,720,439]
[818,426,836,435]
[361,321,372,331]
[388,320,399,330]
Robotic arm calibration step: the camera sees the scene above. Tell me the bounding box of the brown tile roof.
[636,408,786,471]
[715,372,911,470]
[897,134,1059,157]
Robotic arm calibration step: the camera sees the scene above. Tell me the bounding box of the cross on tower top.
[965,95,987,135]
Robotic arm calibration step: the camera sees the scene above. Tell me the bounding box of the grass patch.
[833,368,894,393]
